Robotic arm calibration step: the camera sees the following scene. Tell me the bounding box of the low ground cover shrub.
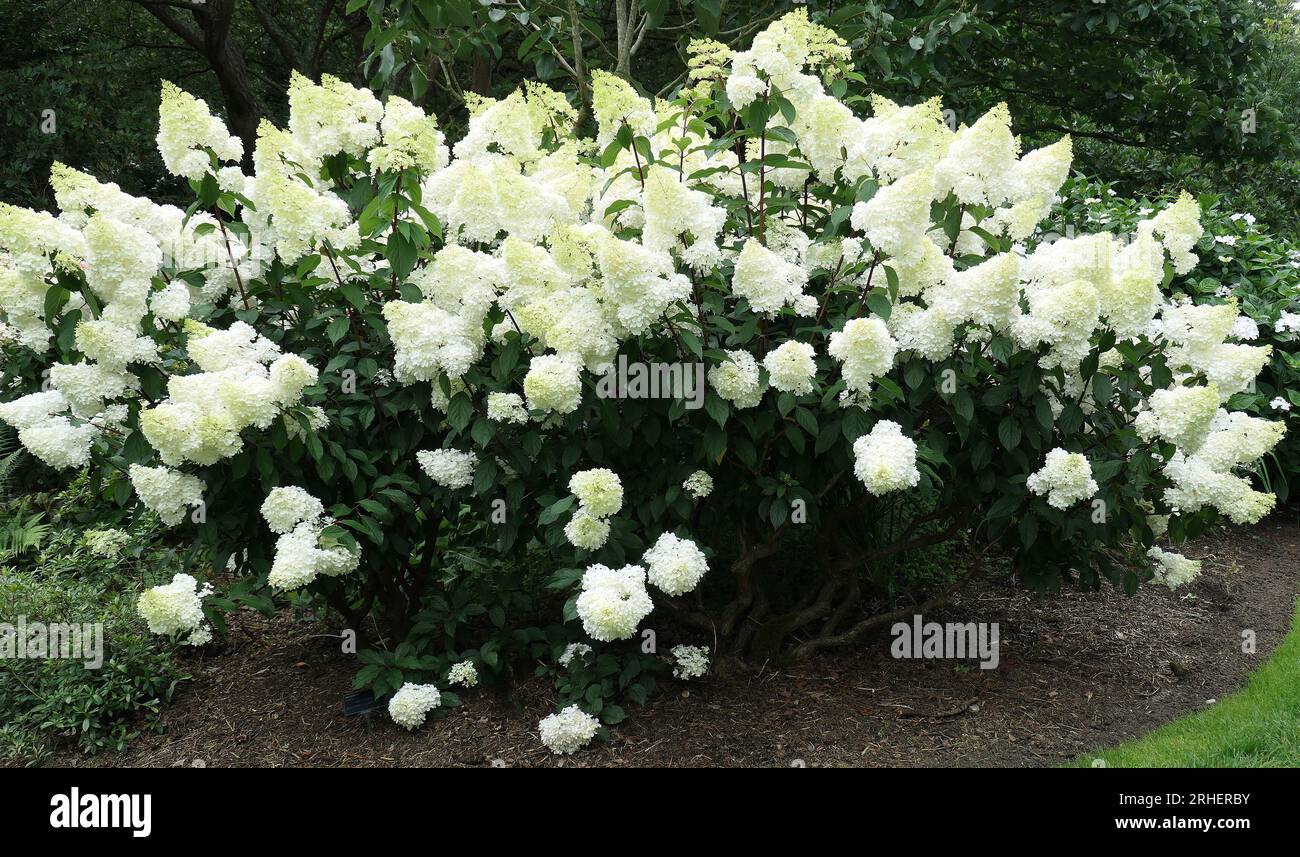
[0,478,186,762]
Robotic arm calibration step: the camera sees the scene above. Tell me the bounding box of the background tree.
[0,0,366,208]
[4,0,1300,223]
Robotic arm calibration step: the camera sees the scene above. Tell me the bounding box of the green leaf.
[953,391,974,423]
[446,393,473,432]
[704,392,729,428]
[998,417,1023,451]
[987,493,1022,519]
[794,407,818,437]
[539,495,576,525]
[326,315,350,345]
[866,289,892,319]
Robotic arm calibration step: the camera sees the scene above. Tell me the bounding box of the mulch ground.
[49,511,1300,768]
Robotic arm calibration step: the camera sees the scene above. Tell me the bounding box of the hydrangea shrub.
[1054,176,1300,501]
[0,12,1285,751]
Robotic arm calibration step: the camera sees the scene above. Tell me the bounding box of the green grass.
[1074,599,1300,767]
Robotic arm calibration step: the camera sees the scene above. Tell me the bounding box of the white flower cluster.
[83,528,131,560]
[575,563,654,642]
[1160,300,1271,402]
[642,532,709,597]
[1027,448,1098,509]
[136,572,213,646]
[538,704,601,755]
[558,642,593,668]
[139,321,317,468]
[733,238,815,315]
[262,487,361,590]
[1135,384,1221,451]
[671,644,710,680]
[447,660,479,687]
[683,470,713,499]
[0,390,97,470]
[388,682,441,730]
[829,317,898,398]
[128,465,205,527]
[564,511,612,552]
[1275,310,1300,334]
[486,391,529,424]
[1161,410,1283,524]
[569,468,624,517]
[564,468,623,551]
[1147,546,1201,590]
[260,486,325,535]
[708,350,766,409]
[384,299,483,383]
[417,448,478,490]
[763,340,818,395]
[157,81,244,181]
[523,354,584,414]
[852,420,920,495]
[368,95,448,174]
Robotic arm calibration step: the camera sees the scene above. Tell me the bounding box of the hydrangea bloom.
[287,72,383,163]
[383,299,483,383]
[642,533,709,597]
[388,682,441,730]
[708,349,765,408]
[128,465,205,527]
[368,95,448,174]
[851,168,933,258]
[523,354,583,414]
[683,470,713,499]
[763,340,817,395]
[260,486,325,535]
[1134,384,1220,451]
[569,468,623,518]
[564,511,611,551]
[486,391,529,424]
[0,386,110,470]
[852,420,920,495]
[828,317,898,396]
[732,238,814,315]
[1159,409,1283,525]
[575,563,653,642]
[558,642,593,668]
[268,520,361,590]
[1138,191,1203,275]
[157,81,244,180]
[1027,448,1098,509]
[538,704,600,755]
[136,572,213,645]
[10,415,97,470]
[149,281,191,322]
[671,644,710,680]
[417,448,478,489]
[447,660,479,688]
[83,528,131,560]
[1147,546,1201,590]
